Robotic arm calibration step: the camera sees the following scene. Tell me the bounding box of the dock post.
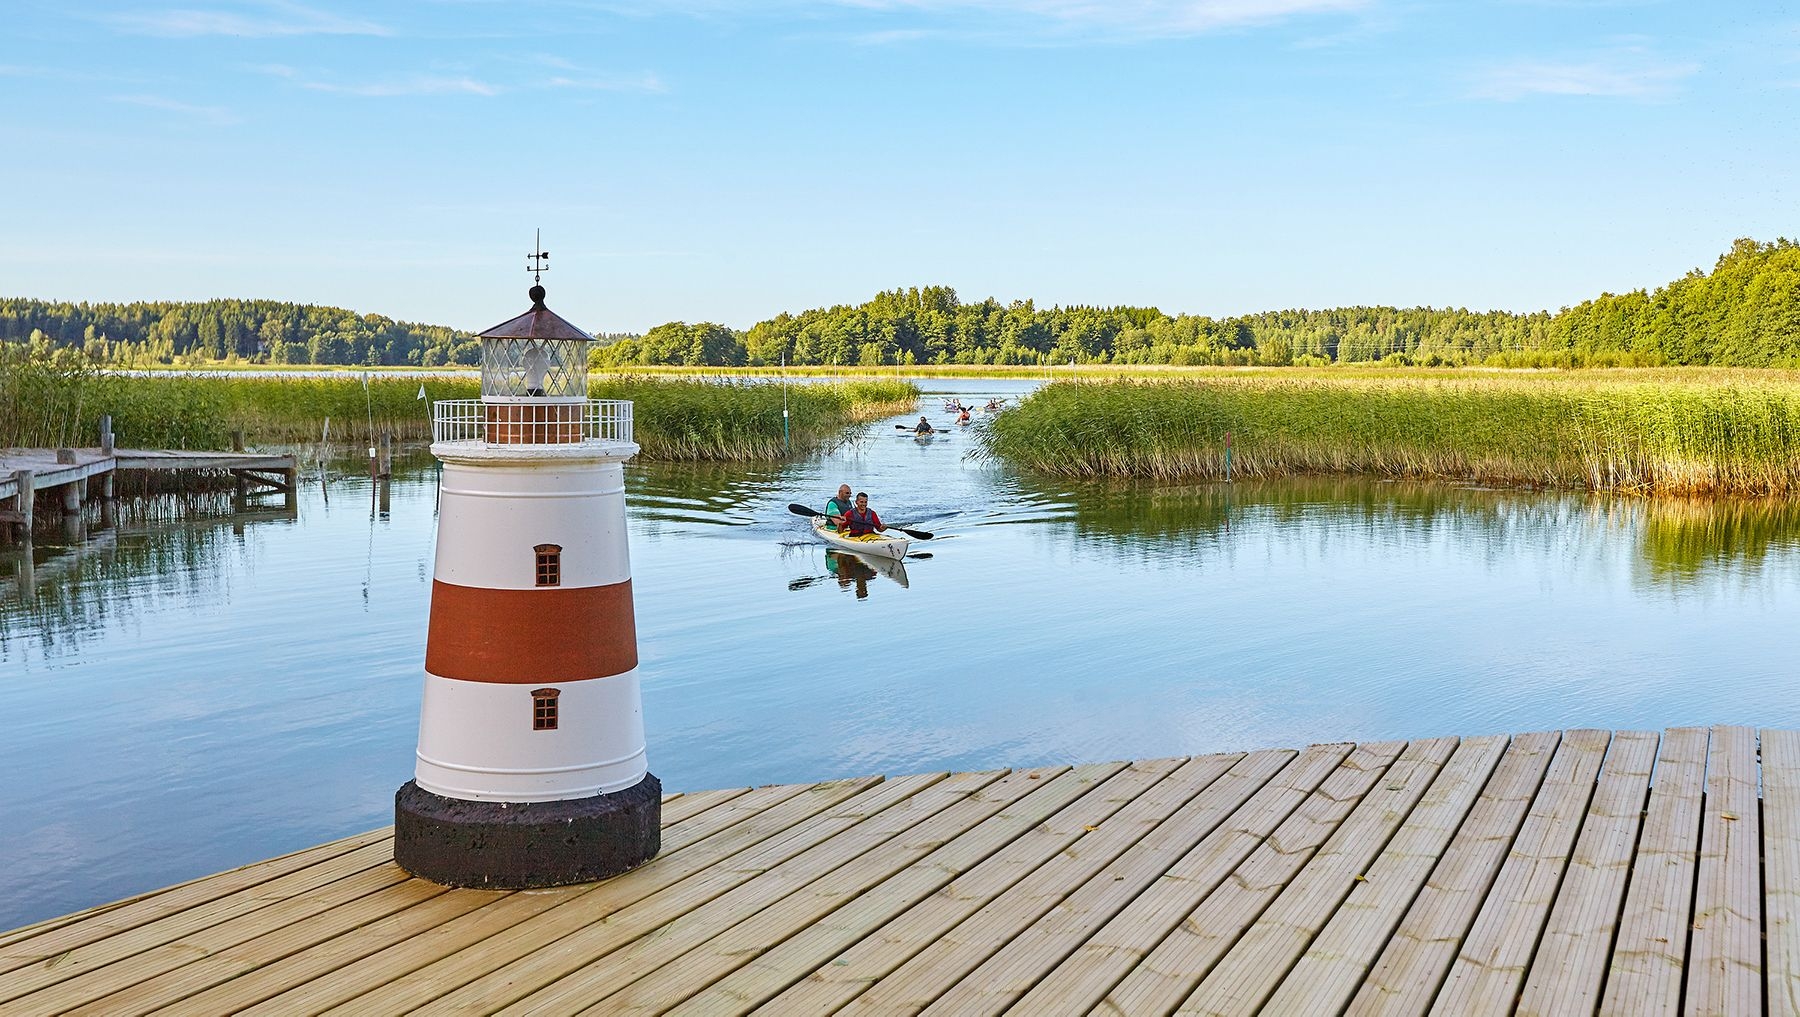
[232,430,245,453]
[9,469,33,540]
[100,470,115,500]
[99,415,114,456]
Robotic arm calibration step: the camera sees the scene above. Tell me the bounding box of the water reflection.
[1020,475,1800,590]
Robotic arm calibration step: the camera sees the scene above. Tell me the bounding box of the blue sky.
[3,1,1796,333]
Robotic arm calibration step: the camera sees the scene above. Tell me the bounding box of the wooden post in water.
[7,469,32,541]
[1224,430,1233,482]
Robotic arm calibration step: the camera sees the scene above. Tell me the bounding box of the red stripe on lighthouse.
[425,579,638,683]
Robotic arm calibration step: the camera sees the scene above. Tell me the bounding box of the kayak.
[812,516,909,560]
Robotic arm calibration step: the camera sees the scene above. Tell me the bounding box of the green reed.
[976,373,1800,496]
[1,347,916,461]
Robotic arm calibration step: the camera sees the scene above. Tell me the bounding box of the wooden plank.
[1514,730,1660,1017]
[567,763,1132,1014]
[287,776,892,1017]
[1260,734,1510,1015]
[1424,729,1612,1016]
[407,769,1016,1016]
[1685,725,1762,1017]
[824,745,1303,1015]
[676,757,1200,1014]
[955,742,1377,1017]
[0,838,394,1007]
[0,829,388,963]
[1,863,414,1017]
[1600,727,1709,1017]
[660,786,752,826]
[1331,732,1563,1017]
[749,753,1246,1017]
[1765,729,1800,1017]
[1171,737,1459,1016]
[210,781,820,1016]
[59,878,464,1017]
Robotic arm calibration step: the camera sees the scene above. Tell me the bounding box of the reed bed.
[1,348,916,461]
[976,374,1800,496]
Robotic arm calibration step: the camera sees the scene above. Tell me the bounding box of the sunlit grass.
[976,373,1800,496]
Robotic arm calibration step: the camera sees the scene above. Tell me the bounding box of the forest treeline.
[7,238,1799,369]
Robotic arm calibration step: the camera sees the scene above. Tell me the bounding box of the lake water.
[4,378,1799,930]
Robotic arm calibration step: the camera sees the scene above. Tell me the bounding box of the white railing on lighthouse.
[431,399,634,447]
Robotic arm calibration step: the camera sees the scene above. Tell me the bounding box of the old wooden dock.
[0,725,1793,1015]
[1,437,296,537]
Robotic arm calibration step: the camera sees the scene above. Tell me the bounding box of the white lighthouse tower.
[395,247,659,887]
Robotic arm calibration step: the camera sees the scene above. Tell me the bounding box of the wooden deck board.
[1600,726,1709,1017]
[1260,734,1510,1016]
[1686,724,1762,1016]
[1514,730,1659,1017]
[1348,730,1562,1017]
[678,755,1208,1014]
[7,727,1797,1017]
[740,752,1243,1016]
[1428,728,1613,1016]
[1765,729,1800,1016]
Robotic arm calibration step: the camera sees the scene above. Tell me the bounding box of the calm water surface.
[3,378,1799,928]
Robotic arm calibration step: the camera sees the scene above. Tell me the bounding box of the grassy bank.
[976,372,1800,496]
[1,346,915,460]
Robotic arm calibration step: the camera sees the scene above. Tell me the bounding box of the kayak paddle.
[786,503,933,541]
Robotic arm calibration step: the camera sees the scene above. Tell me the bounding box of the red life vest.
[845,506,881,536]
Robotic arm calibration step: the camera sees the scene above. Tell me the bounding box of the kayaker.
[825,484,854,532]
[843,493,883,536]
[913,416,935,435]
[957,407,971,425]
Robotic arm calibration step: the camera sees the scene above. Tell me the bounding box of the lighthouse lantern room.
[394,244,660,888]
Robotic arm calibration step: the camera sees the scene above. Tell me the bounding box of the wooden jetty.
[0,725,1793,1015]
[1,424,297,537]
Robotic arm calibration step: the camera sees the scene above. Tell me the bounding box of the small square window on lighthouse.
[531,688,561,731]
[535,544,562,587]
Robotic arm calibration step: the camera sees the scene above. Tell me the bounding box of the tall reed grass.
[976,374,1800,496]
[0,343,916,461]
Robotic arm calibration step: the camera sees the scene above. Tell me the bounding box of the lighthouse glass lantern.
[395,273,658,889]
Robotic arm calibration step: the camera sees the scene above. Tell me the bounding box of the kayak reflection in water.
[826,550,877,600]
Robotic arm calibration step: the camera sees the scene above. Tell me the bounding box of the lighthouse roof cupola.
[477,237,590,402]
[476,285,591,402]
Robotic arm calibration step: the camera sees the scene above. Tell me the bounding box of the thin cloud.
[302,75,501,97]
[109,1,388,38]
[1469,53,1699,100]
[610,0,1369,39]
[110,94,242,125]
[546,72,665,93]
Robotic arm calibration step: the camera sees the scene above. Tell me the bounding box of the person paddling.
[957,407,971,425]
[825,484,854,532]
[843,493,883,536]
[913,416,935,435]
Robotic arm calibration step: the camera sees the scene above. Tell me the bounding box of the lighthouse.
[394,248,659,887]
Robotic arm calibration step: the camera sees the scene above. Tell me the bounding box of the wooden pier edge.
[1,726,1796,1016]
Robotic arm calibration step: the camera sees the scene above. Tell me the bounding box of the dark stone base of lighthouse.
[392,774,662,888]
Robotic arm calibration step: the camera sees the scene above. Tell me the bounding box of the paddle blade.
[787,503,822,517]
[890,526,934,540]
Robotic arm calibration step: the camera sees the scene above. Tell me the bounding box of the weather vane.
[527,228,549,283]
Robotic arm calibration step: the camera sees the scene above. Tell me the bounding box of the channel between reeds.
[975,374,1800,496]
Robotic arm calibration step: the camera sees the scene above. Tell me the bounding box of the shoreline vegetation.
[977,372,1800,497]
[4,238,1798,371]
[0,345,915,461]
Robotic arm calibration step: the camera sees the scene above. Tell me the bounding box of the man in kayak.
[913,416,935,435]
[843,493,884,536]
[825,484,854,532]
[957,407,971,425]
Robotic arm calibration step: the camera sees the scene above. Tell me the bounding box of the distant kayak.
[812,516,909,559]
